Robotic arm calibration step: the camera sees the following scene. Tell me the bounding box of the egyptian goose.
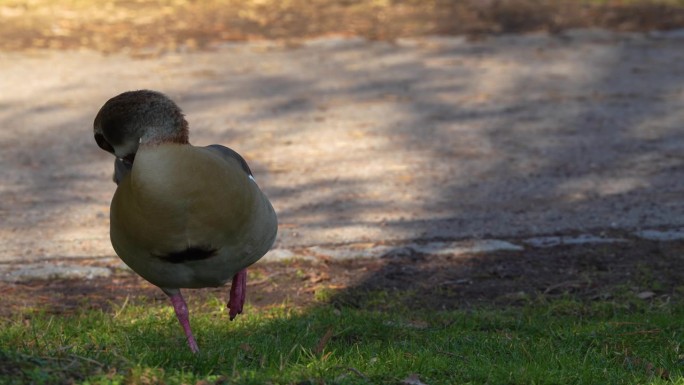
[93,90,277,353]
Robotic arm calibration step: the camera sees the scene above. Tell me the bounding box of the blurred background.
[2,0,684,53]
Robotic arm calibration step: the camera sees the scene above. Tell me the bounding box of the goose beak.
[113,154,135,185]
[121,153,135,166]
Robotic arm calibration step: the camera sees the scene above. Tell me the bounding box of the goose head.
[93,90,189,165]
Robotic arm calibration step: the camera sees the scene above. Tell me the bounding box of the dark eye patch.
[94,133,115,154]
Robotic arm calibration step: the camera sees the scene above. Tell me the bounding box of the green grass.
[1,295,683,385]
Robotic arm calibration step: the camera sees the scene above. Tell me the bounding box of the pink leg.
[168,291,200,353]
[227,269,247,320]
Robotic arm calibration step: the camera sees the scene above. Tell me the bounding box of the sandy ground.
[2,30,684,263]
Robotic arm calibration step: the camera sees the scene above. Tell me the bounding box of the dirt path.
[2,30,684,264]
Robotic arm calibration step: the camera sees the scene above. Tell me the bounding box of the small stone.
[636,291,656,300]
[307,245,394,260]
[2,264,111,282]
[410,239,522,256]
[523,234,627,248]
[634,229,684,241]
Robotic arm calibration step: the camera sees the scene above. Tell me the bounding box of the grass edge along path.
[0,295,682,384]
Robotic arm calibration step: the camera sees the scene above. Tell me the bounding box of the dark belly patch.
[156,247,217,264]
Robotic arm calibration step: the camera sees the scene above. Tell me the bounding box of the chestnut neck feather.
[141,120,190,146]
